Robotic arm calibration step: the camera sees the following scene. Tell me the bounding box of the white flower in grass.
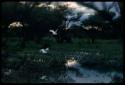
[8,21,23,28]
[65,58,80,68]
[4,69,13,75]
[40,75,47,80]
[39,48,49,54]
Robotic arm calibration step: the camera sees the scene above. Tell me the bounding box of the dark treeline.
[1,2,123,48]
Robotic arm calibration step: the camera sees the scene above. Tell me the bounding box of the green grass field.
[1,37,123,83]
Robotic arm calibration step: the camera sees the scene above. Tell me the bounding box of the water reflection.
[64,58,122,83]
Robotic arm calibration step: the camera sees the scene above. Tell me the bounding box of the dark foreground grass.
[1,37,123,83]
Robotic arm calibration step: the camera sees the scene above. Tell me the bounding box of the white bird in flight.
[49,29,57,35]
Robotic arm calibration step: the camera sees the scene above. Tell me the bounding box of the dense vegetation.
[1,1,123,83]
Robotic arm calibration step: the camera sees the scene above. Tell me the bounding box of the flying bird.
[49,29,58,35]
